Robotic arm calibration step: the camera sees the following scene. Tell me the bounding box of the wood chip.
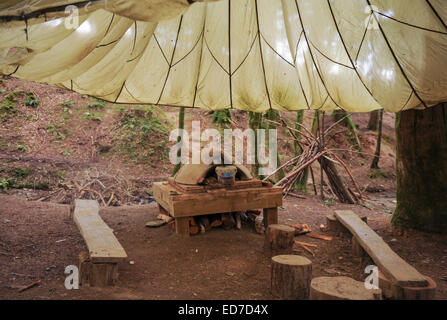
[297,243,315,256]
[295,241,318,248]
[305,233,333,241]
[18,280,41,293]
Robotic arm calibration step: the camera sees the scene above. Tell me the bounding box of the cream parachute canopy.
[0,0,446,113]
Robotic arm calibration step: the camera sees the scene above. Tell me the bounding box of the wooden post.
[326,214,348,234]
[310,276,382,300]
[263,207,278,228]
[78,251,119,287]
[78,251,91,286]
[175,217,190,236]
[271,255,312,300]
[352,236,367,258]
[327,213,367,235]
[264,224,295,256]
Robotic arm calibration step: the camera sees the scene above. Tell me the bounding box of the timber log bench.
[153,178,283,236]
[72,199,127,287]
[331,210,436,300]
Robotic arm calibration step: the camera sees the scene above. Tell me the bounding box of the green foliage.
[25,92,40,107]
[82,111,102,122]
[0,178,11,192]
[47,123,68,140]
[0,93,18,121]
[211,110,232,128]
[369,169,389,179]
[88,100,107,109]
[60,150,71,157]
[13,167,33,178]
[115,105,171,163]
[60,101,75,108]
[16,144,27,152]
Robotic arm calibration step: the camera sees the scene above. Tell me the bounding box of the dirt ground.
[1,77,446,300]
[0,194,446,300]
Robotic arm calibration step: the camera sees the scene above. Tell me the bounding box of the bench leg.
[352,236,367,258]
[78,251,119,287]
[175,217,190,236]
[263,207,278,228]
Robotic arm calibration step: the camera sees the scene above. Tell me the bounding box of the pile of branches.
[264,116,363,204]
[35,166,153,206]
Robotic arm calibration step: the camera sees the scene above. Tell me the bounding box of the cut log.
[264,224,295,257]
[335,210,428,287]
[271,255,312,300]
[310,276,382,300]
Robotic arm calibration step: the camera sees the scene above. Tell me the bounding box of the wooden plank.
[73,200,127,264]
[169,178,264,193]
[153,182,175,213]
[335,210,428,288]
[171,190,282,217]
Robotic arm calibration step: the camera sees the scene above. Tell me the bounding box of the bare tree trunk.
[332,110,361,150]
[266,109,284,181]
[293,110,308,192]
[368,110,380,131]
[249,112,263,179]
[172,107,185,176]
[371,110,384,169]
[392,103,447,234]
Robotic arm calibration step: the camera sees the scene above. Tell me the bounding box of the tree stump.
[310,276,382,300]
[264,224,295,257]
[271,255,312,300]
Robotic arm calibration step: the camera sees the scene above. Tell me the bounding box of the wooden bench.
[334,210,429,288]
[153,181,282,236]
[73,199,127,286]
